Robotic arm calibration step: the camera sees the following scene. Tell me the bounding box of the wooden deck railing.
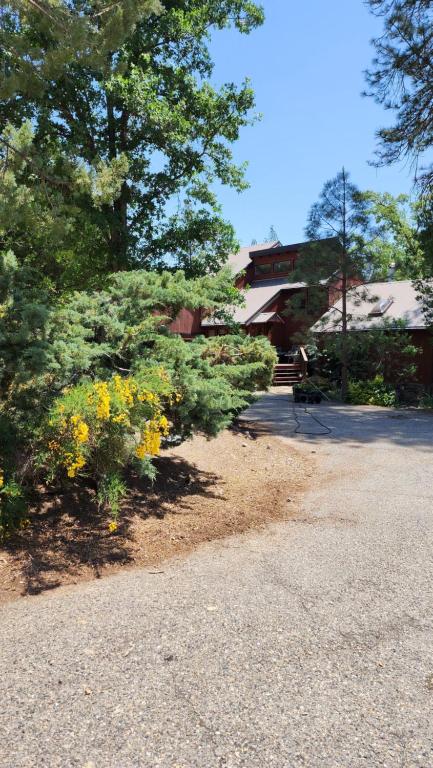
[299,346,308,380]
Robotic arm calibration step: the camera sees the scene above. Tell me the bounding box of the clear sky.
[209,0,415,248]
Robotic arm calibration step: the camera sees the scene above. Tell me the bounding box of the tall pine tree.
[366,1,433,187]
[292,169,370,400]
[365,0,433,322]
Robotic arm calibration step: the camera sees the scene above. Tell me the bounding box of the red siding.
[170,307,202,337]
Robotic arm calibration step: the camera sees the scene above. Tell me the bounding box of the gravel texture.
[1,389,433,768]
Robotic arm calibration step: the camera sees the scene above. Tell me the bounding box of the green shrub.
[316,326,419,387]
[148,334,276,439]
[347,376,397,407]
[0,261,276,531]
[419,392,433,410]
[0,472,27,542]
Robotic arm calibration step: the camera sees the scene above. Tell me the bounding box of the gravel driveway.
[1,390,433,768]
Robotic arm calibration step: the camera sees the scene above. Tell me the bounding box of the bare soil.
[0,421,311,605]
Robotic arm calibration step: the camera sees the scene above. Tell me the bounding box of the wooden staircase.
[273,363,304,386]
[272,346,308,386]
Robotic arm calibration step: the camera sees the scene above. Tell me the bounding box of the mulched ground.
[0,420,311,605]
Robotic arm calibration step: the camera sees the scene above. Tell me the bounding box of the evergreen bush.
[0,260,276,531]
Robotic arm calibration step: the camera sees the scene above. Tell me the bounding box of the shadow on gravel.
[3,456,219,598]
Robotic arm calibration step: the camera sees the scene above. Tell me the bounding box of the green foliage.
[0,256,242,403]
[34,369,173,518]
[304,169,370,273]
[347,376,397,408]
[419,391,433,410]
[0,261,274,530]
[365,1,433,187]
[293,169,372,326]
[294,168,374,400]
[361,191,426,280]
[0,471,27,542]
[146,333,275,439]
[0,0,264,283]
[97,474,128,523]
[315,326,419,386]
[0,1,270,536]
[365,3,433,323]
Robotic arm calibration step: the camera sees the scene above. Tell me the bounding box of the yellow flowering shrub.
[39,367,179,518]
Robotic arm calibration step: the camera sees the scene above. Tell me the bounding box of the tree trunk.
[341,265,348,401]
[106,92,129,272]
[340,168,349,402]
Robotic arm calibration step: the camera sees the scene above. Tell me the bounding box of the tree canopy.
[0,0,264,287]
[366,1,433,320]
[365,1,433,188]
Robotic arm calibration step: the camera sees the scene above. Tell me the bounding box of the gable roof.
[226,237,339,276]
[250,311,284,324]
[227,241,281,275]
[314,280,427,333]
[202,277,304,327]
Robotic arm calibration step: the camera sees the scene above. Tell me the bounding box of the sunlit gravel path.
[1,390,433,768]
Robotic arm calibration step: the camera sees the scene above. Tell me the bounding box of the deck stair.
[272,362,304,386]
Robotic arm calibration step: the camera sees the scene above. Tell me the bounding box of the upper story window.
[274,260,291,274]
[255,263,272,275]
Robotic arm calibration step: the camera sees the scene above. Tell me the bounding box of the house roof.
[226,237,339,276]
[313,280,427,333]
[202,277,304,327]
[249,311,284,324]
[227,241,281,275]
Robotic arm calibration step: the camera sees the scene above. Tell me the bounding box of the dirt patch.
[0,421,311,605]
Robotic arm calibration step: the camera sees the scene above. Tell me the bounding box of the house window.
[255,263,272,275]
[273,260,291,274]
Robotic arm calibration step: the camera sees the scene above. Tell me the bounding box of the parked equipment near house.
[293,385,322,404]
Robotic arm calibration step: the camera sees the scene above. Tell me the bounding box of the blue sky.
[209,0,415,247]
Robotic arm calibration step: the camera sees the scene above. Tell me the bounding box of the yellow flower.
[156,366,169,382]
[108,521,118,533]
[113,375,135,406]
[135,442,147,460]
[112,412,128,424]
[138,389,158,404]
[66,454,86,478]
[71,418,89,443]
[0,470,4,489]
[94,381,110,420]
[136,420,163,458]
[158,415,170,436]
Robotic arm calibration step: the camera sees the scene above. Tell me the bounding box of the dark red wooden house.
[170,240,433,387]
[170,239,338,383]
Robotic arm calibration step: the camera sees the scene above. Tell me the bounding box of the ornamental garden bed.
[0,421,310,605]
